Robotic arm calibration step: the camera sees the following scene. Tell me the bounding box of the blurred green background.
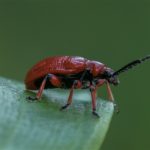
[0,0,150,150]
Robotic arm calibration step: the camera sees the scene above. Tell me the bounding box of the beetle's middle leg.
[60,70,90,110]
[60,80,82,110]
[27,74,61,101]
[89,84,100,118]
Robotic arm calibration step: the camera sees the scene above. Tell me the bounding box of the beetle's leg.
[106,81,114,101]
[27,75,48,101]
[48,74,62,88]
[89,84,100,118]
[106,81,119,113]
[60,80,82,110]
[95,79,106,89]
[36,74,61,100]
[27,74,61,101]
[60,84,74,110]
[79,68,91,81]
[60,69,89,110]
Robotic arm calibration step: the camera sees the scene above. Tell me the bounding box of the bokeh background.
[0,0,150,150]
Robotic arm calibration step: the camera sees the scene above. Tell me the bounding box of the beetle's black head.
[102,55,150,85]
[103,68,120,86]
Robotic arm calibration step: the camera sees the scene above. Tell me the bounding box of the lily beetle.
[25,55,150,117]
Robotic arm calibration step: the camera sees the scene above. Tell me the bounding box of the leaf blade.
[0,77,114,150]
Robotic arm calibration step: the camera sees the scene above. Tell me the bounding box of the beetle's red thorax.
[86,60,106,77]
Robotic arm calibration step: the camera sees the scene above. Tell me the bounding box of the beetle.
[25,55,150,117]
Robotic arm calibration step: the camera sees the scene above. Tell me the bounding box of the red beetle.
[25,55,150,117]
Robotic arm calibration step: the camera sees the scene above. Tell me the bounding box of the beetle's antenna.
[113,55,150,76]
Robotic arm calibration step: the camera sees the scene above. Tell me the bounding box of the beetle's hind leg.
[27,74,61,101]
[26,75,48,101]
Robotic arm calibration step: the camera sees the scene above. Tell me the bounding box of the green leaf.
[0,77,114,150]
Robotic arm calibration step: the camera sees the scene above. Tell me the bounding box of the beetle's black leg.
[90,84,100,118]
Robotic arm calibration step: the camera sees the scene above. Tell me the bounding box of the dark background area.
[0,0,150,150]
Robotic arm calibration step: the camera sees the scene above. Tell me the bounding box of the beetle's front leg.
[60,80,82,110]
[106,81,119,113]
[95,79,106,89]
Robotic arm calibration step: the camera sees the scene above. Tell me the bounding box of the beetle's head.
[103,68,120,86]
[101,55,150,85]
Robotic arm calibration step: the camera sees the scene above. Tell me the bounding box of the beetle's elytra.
[25,55,150,117]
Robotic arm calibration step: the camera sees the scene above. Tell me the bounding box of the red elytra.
[25,55,150,117]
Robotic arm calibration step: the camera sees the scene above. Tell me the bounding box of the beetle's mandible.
[25,55,150,117]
